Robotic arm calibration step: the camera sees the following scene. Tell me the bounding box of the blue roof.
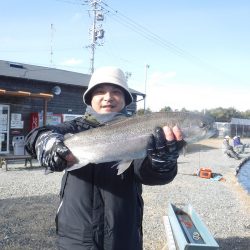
[0,60,91,87]
[231,118,250,125]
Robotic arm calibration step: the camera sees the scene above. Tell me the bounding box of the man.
[222,135,240,160]
[25,66,183,250]
[233,136,247,154]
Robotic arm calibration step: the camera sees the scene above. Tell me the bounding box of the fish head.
[180,113,216,144]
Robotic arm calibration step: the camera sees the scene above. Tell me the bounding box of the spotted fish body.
[64,112,215,173]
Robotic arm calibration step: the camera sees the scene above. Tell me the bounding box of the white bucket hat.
[83,66,133,106]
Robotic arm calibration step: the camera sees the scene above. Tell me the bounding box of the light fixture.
[39,93,53,97]
[18,91,31,95]
[52,86,61,95]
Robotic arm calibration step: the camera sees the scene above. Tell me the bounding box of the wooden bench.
[0,155,33,171]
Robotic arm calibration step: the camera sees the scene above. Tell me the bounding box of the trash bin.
[12,136,25,155]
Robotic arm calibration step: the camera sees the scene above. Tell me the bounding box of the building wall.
[230,124,250,138]
[0,76,87,144]
[214,122,230,138]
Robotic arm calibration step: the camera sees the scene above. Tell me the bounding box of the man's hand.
[147,125,185,172]
[41,140,77,174]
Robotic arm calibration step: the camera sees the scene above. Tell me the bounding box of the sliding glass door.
[0,105,10,154]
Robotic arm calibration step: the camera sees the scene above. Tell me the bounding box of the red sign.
[30,112,39,130]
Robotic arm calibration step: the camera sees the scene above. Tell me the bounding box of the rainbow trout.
[65,112,215,174]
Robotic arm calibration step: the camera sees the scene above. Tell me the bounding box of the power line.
[54,0,88,5]
[99,2,230,77]
[100,2,189,58]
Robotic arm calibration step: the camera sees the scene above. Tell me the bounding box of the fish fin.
[116,160,133,175]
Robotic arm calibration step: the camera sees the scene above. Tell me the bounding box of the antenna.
[88,0,105,74]
[50,23,55,66]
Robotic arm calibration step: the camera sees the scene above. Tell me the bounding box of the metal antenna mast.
[50,23,55,66]
[88,0,105,74]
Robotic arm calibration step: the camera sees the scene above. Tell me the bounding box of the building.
[0,60,144,154]
[230,118,250,138]
[213,122,230,138]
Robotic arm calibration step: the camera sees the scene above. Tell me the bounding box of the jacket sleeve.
[133,157,177,186]
[24,117,92,159]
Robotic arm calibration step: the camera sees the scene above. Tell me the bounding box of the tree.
[136,108,152,115]
[159,106,172,112]
[207,107,241,122]
[136,105,250,121]
[241,110,250,119]
[136,109,145,115]
[180,107,188,112]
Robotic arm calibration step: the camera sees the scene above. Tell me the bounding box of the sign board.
[11,113,24,129]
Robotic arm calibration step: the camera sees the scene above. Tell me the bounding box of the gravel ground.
[0,138,250,250]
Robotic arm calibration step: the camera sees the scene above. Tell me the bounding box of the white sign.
[62,114,82,122]
[11,113,24,129]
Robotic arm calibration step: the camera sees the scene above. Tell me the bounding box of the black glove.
[147,127,185,173]
[45,142,72,174]
[36,132,73,174]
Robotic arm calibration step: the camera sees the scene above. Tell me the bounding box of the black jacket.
[25,116,177,250]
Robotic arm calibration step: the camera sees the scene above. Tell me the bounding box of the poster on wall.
[39,112,62,126]
[11,113,24,129]
[29,112,63,130]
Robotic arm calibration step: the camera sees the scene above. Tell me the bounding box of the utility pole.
[144,64,150,113]
[88,0,105,74]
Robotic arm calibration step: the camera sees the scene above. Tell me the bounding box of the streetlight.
[144,64,150,113]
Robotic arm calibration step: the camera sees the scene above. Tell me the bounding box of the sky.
[1,0,250,112]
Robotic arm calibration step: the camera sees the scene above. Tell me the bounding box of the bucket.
[199,168,212,179]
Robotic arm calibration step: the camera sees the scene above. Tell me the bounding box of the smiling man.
[25,66,183,250]
[83,66,133,114]
[90,84,125,113]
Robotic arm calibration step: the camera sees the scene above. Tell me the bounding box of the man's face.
[91,84,126,114]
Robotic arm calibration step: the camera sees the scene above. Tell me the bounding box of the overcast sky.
[1,0,250,111]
